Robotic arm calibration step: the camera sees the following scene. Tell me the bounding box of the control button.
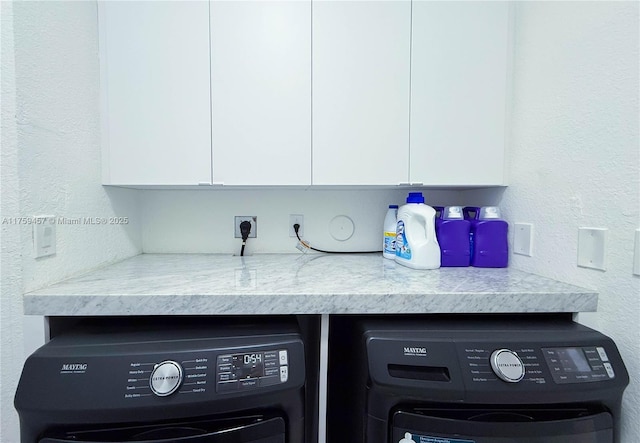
[597,347,609,362]
[280,366,288,382]
[264,351,278,361]
[279,350,288,365]
[490,349,525,383]
[217,355,232,365]
[583,347,599,357]
[218,373,236,382]
[217,364,232,373]
[603,362,615,379]
[149,361,183,397]
[265,367,280,377]
[264,360,278,369]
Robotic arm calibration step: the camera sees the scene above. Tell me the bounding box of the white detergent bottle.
[395,192,441,270]
[383,204,399,259]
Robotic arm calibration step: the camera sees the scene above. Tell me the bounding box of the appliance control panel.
[461,345,547,385]
[216,349,289,393]
[122,345,299,401]
[460,344,616,386]
[126,356,211,399]
[542,346,615,384]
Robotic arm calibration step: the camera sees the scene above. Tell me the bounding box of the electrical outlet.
[289,214,304,238]
[234,216,257,238]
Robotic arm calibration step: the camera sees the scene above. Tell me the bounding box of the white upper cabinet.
[210,1,312,186]
[99,1,510,188]
[410,1,511,186]
[312,0,411,185]
[99,1,212,186]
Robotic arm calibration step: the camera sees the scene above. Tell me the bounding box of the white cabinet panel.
[410,1,510,186]
[100,1,212,186]
[312,0,411,185]
[211,1,311,186]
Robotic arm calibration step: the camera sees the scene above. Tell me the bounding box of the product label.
[397,432,475,443]
[384,231,396,254]
[396,221,411,260]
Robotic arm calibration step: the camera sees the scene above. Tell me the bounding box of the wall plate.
[633,229,640,276]
[289,214,304,238]
[33,215,56,258]
[577,227,607,271]
[329,215,354,241]
[513,223,533,256]
[234,216,257,238]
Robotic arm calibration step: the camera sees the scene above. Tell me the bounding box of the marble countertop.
[23,253,598,316]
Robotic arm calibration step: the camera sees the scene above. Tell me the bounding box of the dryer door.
[40,415,285,443]
[391,408,613,443]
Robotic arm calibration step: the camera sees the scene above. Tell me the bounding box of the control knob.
[490,349,525,383]
[149,361,183,396]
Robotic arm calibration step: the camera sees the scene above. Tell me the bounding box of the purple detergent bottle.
[464,206,508,268]
[434,206,471,267]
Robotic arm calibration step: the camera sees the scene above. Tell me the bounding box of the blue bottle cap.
[406,192,425,204]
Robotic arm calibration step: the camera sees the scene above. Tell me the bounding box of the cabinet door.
[211,1,311,186]
[312,0,411,185]
[99,1,212,186]
[410,1,510,186]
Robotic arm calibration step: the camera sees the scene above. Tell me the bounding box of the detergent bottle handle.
[463,206,480,221]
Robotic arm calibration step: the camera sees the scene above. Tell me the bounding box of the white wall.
[1,2,142,440]
[1,2,24,441]
[14,1,142,293]
[140,188,465,254]
[464,2,639,442]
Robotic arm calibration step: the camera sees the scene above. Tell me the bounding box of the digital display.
[216,349,287,393]
[551,347,592,372]
[232,352,264,379]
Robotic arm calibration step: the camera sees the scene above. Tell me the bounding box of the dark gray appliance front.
[327,316,629,443]
[14,317,307,443]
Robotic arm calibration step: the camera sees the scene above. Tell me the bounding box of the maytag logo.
[60,363,88,372]
[403,346,427,357]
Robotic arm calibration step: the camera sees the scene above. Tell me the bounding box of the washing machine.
[15,316,309,443]
[327,315,629,443]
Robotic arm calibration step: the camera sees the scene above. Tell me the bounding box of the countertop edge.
[23,291,599,316]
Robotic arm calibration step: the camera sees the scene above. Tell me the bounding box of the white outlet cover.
[633,229,640,276]
[513,223,533,257]
[577,227,607,271]
[289,214,304,238]
[329,215,355,241]
[234,216,257,238]
[33,215,56,258]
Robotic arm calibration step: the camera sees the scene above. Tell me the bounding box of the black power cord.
[293,223,380,254]
[240,221,251,256]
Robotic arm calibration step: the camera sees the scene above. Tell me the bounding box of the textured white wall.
[1,2,24,441]
[14,1,142,293]
[1,2,142,440]
[464,2,639,442]
[140,189,464,254]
